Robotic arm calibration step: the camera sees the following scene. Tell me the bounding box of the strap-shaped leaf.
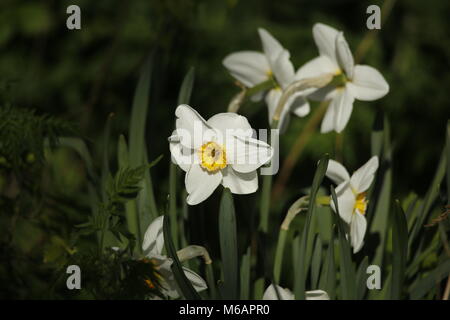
[163,214,201,300]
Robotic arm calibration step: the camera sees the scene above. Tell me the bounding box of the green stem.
[169,162,178,247]
[259,174,273,233]
[206,264,217,300]
[273,228,288,284]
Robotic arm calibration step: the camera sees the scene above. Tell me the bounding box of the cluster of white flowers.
[223,23,389,133]
[163,22,388,299]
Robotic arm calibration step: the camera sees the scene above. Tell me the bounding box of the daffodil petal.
[336,32,354,78]
[169,135,194,172]
[175,104,212,149]
[183,267,208,292]
[332,88,355,133]
[228,135,273,173]
[313,23,339,63]
[347,65,389,101]
[295,55,338,81]
[142,215,164,254]
[326,159,350,185]
[262,284,294,300]
[290,96,310,118]
[350,156,379,193]
[207,113,253,138]
[320,98,337,133]
[331,182,355,224]
[222,167,258,194]
[185,165,222,205]
[306,290,330,300]
[272,49,295,89]
[351,211,367,254]
[222,51,270,88]
[258,28,284,65]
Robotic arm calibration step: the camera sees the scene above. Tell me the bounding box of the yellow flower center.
[198,141,227,172]
[354,192,368,214]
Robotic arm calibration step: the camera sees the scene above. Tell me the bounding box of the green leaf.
[356,256,369,300]
[127,54,155,246]
[311,235,322,289]
[294,154,329,299]
[177,67,195,105]
[163,214,201,300]
[368,114,392,269]
[330,186,356,300]
[409,259,450,299]
[408,150,446,250]
[390,200,408,299]
[169,67,196,246]
[240,246,251,300]
[219,188,239,299]
[319,222,336,299]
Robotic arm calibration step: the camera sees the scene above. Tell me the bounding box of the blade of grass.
[311,235,322,289]
[319,223,336,299]
[163,214,201,300]
[330,186,356,300]
[169,67,195,246]
[240,246,251,300]
[294,154,329,299]
[356,256,369,300]
[390,200,408,299]
[219,188,239,299]
[128,55,154,246]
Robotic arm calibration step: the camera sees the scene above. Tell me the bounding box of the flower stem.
[273,228,287,284]
[169,162,178,246]
[259,173,273,233]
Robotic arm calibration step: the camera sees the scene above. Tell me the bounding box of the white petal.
[222,167,258,194]
[175,104,212,149]
[266,88,302,132]
[306,290,330,300]
[336,32,354,78]
[320,98,337,133]
[350,156,379,193]
[312,23,339,63]
[331,88,355,133]
[227,135,273,173]
[142,216,164,254]
[258,28,284,65]
[183,267,208,293]
[169,135,194,172]
[350,211,367,253]
[290,96,310,118]
[207,113,253,138]
[331,182,355,224]
[326,159,350,185]
[295,55,339,81]
[272,49,295,88]
[223,51,270,87]
[347,65,389,101]
[266,88,283,123]
[185,165,222,205]
[262,284,294,300]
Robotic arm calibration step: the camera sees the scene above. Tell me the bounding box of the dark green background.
[0,0,448,298]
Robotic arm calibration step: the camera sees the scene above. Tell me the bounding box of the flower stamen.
[354,192,368,214]
[198,141,227,172]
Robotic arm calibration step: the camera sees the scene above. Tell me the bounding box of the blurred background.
[0,0,449,298]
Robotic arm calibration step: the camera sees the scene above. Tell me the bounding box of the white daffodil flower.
[326,156,379,253]
[223,28,310,131]
[263,284,329,300]
[169,104,273,206]
[141,216,207,298]
[296,23,389,133]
